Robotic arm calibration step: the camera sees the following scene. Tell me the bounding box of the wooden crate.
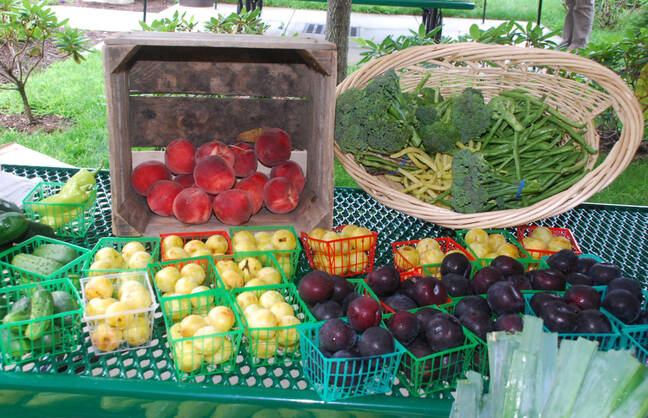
[103,32,337,236]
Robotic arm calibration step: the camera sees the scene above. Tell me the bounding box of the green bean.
[513,131,522,181]
[500,90,588,129]
[546,117,597,154]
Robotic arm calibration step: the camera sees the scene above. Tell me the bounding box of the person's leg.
[561,0,577,47]
[568,0,595,50]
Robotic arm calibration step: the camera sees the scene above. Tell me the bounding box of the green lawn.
[1,1,646,207]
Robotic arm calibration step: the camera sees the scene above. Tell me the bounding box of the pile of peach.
[131,128,305,225]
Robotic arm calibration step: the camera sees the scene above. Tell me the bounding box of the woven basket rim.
[334,43,645,229]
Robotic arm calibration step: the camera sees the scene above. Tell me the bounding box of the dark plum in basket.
[312,300,344,321]
[388,311,420,345]
[607,277,643,301]
[415,307,443,332]
[414,277,448,307]
[529,268,566,291]
[530,292,563,317]
[564,284,600,311]
[366,265,400,297]
[441,273,473,297]
[588,262,622,286]
[440,253,472,278]
[399,277,420,302]
[384,294,417,312]
[454,295,491,320]
[495,314,524,333]
[403,340,434,381]
[347,296,382,332]
[541,301,579,333]
[329,349,361,387]
[299,271,334,305]
[319,318,357,352]
[425,313,465,352]
[471,267,503,294]
[459,313,493,341]
[506,274,533,292]
[546,249,579,274]
[566,272,593,286]
[432,351,464,381]
[330,275,355,303]
[490,256,524,277]
[573,309,613,334]
[486,281,524,315]
[575,257,599,275]
[633,310,648,325]
[341,291,361,312]
[357,326,395,357]
[602,289,641,324]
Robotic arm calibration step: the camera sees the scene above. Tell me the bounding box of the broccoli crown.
[450,88,492,144]
[450,148,492,213]
[419,121,460,154]
[414,105,439,126]
[488,95,524,132]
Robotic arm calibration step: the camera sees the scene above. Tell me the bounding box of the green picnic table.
[1,164,647,416]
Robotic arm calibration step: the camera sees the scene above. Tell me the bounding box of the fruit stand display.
[0,164,647,416]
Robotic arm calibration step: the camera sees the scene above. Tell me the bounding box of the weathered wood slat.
[129,97,312,148]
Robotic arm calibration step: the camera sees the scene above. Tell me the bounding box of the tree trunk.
[16,83,36,124]
[325,0,352,84]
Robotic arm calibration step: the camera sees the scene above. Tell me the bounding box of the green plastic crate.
[231,283,315,367]
[455,229,533,267]
[160,289,244,381]
[80,272,159,355]
[298,319,406,402]
[602,289,648,353]
[82,237,160,276]
[22,181,98,238]
[0,235,90,288]
[0,278,83,365]
[159,230,232,261]
[223,251,290,289]
[147,255,225,304]
[229,226,301,281]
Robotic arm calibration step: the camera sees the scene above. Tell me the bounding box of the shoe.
[557,40,570,49]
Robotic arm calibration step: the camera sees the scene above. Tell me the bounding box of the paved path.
[51,2,514,64]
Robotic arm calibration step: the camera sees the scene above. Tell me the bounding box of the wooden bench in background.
[237,0,476,41]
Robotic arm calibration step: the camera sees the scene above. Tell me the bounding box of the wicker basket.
[335,43,644,229]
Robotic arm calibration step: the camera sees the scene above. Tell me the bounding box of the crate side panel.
[129,60,311,97]
[129,96,313,147]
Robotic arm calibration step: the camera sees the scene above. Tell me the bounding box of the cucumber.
[51,290,78,327]
[0,199,21,214]
[0,295,6,318]
[9,296,31,316]
[11,253,64,277]
[0,328,30,358]
[24,289,54,341]
[32,244,78,266]
[2,311,31,334]
[0,212,28,246]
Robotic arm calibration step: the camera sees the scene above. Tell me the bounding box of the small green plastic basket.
[0,277,83,366]
[222,252,290,290]
[455,229,533,267]
[82,237,160,276]
[22,181,97,238]
[298,319,406,402]
[0,235,90,288]
[622,332,648,365]
[160,289,244,380]
[147,255,225,304]
[159,230,233,261]
[602,289,648,352]
[231,283,315,367]
[467,257,550,282]
[229,226,302,281]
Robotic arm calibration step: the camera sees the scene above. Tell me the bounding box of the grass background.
[1,0,646,206]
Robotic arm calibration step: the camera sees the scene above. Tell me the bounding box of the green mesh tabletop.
[1,164,647,417]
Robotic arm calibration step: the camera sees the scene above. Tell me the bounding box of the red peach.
[131,160,172,196]
[193,155,236,194]
[147,180,183,217]
[212,190,253,226]
[196,140,235,168]
[165,138,196,175]
[235,176,264,214]
[270,160,305,194]
[263,177,299,214]
[230,142,258,178]
[246,172,269,190]
[255,128,291,167]
[173,174,195,188]
[172,187,212,224]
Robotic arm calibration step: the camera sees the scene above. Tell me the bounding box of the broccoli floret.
[450,148,543,213]
[488,95,524,132]
[418,121,460,154]
[415,105,439,126]
[450,88,492,143]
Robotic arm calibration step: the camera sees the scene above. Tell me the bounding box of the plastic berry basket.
[301,225,378,278]
[561,253,607,292]
[465,256,550,285]
[80,272,159,355]
[392,237,474,279]
[159,230,232,261]
[455,229,533,266]
[305,278,380,321]
[160,289,244,380]
[213,252,289,291]
[147,255,225,303]
[601,289,648,349]
[22,181,98,238]
[516,225,582,257]
[522,292,623,350]
[622,332,648,365]
[0,235,90,288]
[231,283,315,367]
[229,226,301,281]
[298,319,406,402]
[0,277,83,366]
[82,236,161,276]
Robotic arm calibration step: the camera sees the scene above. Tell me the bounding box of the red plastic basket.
[391,238,474,279]
[159,231,233,261]
[515,225,582,258]
[301,225,378,277]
